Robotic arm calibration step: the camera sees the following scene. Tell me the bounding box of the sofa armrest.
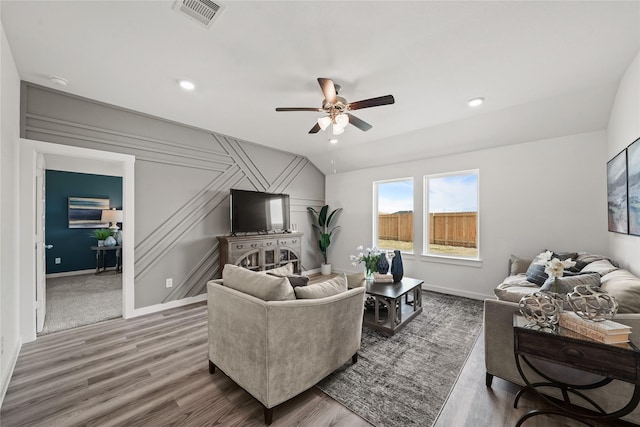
[483,299,524,386]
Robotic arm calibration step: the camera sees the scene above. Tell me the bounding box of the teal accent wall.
[45,170,123,274]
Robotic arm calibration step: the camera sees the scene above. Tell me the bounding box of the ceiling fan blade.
[308,123,321,134]
[276,107,324,112]
[317,78,338,104]
[347,95,395,111]
[347,114,373,131]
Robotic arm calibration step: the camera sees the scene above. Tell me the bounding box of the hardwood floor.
[2,296,636,426]
[1,302,370,427]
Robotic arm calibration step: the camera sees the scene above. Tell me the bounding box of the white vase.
[320,263,332,275]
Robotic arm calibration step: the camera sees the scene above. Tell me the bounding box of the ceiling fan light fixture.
[335,113,349,128]
[317,116,332,131]
[332,124,345,136]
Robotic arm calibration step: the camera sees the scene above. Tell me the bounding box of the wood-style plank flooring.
[2,297,637,426]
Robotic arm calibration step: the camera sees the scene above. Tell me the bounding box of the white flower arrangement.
[534,250,577,293]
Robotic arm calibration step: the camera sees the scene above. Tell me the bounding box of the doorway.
[39,169,124,335]
[18,139,135,343]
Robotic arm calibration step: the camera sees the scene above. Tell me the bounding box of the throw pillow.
[222,264,295,301]
[267,272,309,288]
[549,250,578,261]
[566,260,590,273]
[600,269,640,313]
[294,274,348,299]
[540,273,601,294]
[582,259,619,276]
[509,255,533,276]
[525,255,549,286]
[264,263,295,276]
[347,272,366,288]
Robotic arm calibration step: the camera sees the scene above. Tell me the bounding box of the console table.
[363,277,423,335]
[90,245,122,274]
[513,315,640,426]
[217,233,302,274]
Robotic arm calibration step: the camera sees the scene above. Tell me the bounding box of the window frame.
[373,177,415,254]
[423,169,480,261]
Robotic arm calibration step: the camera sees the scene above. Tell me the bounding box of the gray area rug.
[317,290,484,427]
[40,272,122,335]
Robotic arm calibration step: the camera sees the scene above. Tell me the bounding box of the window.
[424,170,479,258]
[374,178,414,252]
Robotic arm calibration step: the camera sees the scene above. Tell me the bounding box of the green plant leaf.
[326,207,342,228]
[318,205,328,227]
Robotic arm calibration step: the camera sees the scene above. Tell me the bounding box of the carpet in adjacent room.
[40,272,122,335]
[317,290,484,427]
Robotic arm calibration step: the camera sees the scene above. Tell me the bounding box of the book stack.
[559,312,631,345]
[373,273,393,283]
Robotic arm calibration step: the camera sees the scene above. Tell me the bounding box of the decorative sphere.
[567,285,618,321]
[104,236,117,247]
[519,292,563,327]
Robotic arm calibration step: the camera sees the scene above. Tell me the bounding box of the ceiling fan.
[275,78,395,135]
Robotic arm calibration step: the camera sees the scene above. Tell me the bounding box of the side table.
[513,315,640,426]
[90,245,122,274]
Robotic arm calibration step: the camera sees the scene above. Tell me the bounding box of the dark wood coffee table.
[363,277,423,335]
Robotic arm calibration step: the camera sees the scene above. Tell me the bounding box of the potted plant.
[307,205,342,275]
[91,228,112,247]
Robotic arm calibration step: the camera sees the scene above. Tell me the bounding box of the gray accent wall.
[21,82,325,309]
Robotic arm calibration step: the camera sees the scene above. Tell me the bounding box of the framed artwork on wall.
[68,197,110,228]
[628,138,640,236]
[607,150,628,234]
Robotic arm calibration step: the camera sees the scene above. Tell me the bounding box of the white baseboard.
[129,294,207,318]
[421,283,493,301]
[46,269,96,278]
[0,336,22,408]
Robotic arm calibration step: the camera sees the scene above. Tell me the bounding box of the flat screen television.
[230,189,290,233]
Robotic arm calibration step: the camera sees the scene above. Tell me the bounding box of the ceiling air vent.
[173,0,224,29]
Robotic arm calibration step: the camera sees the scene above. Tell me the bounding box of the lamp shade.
[317,116,332,131]
[101,209,123,224]
[332,125,345,135]
[335,113,349,128]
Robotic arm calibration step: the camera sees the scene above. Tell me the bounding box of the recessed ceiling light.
[329,138,339,144]
[468,97,484,107]
[49,76,69,86]
[179,80,195,90]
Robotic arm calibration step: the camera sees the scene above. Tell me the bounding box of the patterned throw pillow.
[525,259,548,286]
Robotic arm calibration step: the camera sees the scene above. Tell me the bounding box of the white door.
[35,154,47,333]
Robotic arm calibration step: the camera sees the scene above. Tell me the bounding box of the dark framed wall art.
[607,149,628,234]
[68,197,110,229]
[628,137,640,236]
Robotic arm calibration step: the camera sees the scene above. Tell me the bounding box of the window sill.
[420,254,482,268]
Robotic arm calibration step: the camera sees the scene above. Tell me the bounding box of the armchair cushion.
[222,264,295,301]
[295,274,348,299]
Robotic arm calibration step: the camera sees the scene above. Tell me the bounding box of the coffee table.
[363,277,423,335]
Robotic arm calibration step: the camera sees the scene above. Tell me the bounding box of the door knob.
[45,244,53,249]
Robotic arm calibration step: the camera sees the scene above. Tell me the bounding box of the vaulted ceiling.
[2,1,639,174]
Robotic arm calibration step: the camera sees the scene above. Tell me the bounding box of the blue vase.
[104,236,117,247]
[377,254,389,274]
[390,250,403,282]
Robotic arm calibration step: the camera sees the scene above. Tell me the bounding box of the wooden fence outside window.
[378,211,478,248]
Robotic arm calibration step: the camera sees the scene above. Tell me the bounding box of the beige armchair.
[207,280,366,424]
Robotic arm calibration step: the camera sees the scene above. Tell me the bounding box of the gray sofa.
[485,252,640,423]
[207,265,366,425]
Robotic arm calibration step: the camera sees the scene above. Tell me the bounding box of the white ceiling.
[2,1,639,174]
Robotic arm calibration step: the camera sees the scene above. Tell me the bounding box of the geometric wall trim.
[21,82,325,309]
